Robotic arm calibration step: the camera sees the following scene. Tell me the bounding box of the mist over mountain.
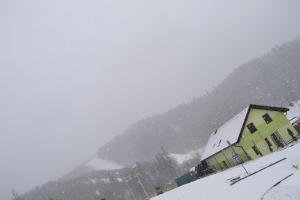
[94,37,300,166]
[3,0,300,198]
[18,37,300,200]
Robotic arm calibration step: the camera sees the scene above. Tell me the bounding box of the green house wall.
[206,109,298,172]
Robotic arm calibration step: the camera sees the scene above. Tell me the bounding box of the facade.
[198,104,299,176]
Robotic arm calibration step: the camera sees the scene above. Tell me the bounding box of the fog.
[1,0,300,199]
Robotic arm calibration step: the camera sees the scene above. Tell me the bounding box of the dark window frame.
[247,123,257,134]
[252,145,262,156]
[262,113,273,124]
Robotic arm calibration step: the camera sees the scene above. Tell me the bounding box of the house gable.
[199,105,297,176]
[236,105,289,144]
[238,108,291,152]
[201,105,289,160]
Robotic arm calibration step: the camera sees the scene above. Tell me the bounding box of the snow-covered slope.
[152,142,300,200]
[85,156,123,171]
[169,148,203,165]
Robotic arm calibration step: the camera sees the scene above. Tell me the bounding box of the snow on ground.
[264,173,300,200]
[152,142,300,200]
[85,156,123,171]
[169,148,203,165]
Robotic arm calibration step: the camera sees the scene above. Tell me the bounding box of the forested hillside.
[96,38,300,165]
[20,149,201,200]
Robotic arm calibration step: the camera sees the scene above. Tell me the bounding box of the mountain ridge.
[91,37,300,166]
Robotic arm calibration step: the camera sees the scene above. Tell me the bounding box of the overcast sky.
[1,0,300,199]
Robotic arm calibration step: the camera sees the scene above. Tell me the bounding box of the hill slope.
[95,38,300,166]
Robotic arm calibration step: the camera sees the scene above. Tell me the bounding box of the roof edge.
[249,104,289,113]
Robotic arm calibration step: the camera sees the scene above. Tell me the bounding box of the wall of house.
[206,145,250,172]
[239,109,298,159]
[205,109,298,173]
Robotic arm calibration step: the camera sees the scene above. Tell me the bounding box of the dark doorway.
[264,138,273,152]
[252,145,263,156]
[287,128,298,142]
[271,132,285,148]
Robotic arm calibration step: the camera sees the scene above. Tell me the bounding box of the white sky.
[1,0,300,199]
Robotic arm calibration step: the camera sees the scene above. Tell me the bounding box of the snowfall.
[152,102,300,200]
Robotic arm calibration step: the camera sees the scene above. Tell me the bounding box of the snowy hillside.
[85,155,123,171]
[152,142,300,200]
[86,101,299,171]
[95,38,300,166]
[84,147,203,172]
[169,148,203,165]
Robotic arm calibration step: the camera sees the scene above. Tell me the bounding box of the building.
[197,104,299,177]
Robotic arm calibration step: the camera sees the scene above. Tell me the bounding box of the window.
[271,132,285,148]
[262,113,273,124]
[287,128,298,142]
[247,123,257,133]
[252,145,262,156]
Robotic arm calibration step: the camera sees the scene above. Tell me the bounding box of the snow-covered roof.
[201,106,249,160]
